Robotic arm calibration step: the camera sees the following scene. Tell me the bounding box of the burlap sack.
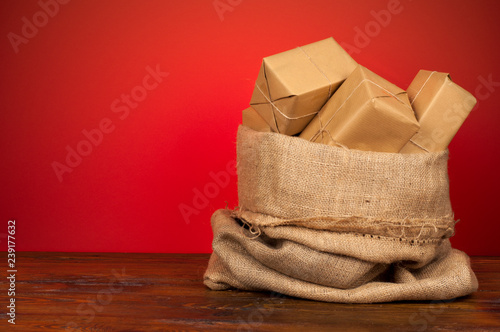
[203,126,477,303]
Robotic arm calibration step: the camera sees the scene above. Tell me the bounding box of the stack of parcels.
[204,38,478,303]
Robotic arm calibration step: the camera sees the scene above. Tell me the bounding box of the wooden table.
[2,253,499,331]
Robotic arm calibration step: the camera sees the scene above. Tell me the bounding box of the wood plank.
[0,253,498,331]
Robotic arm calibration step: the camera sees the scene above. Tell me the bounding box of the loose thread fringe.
[231,207,262,240]
[231,208,457,242]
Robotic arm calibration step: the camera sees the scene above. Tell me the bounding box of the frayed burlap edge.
[235,209,456,242]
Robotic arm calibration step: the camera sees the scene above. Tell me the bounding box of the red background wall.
[1,0,499,254]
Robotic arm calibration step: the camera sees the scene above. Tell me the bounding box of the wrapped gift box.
[400,70,477,153]
[250,37,357,135]
[300,65,420,152]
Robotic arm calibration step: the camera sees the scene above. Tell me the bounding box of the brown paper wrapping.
[250,37,357,135]
[299,65,420,152]
[242,106,273,132]
[400,70,477,153]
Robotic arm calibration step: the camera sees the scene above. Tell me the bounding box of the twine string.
[297,46,334,98]
[408,138,430,153]
[310,79,414,142]
[254,84,320,120]
[409,71,436,106]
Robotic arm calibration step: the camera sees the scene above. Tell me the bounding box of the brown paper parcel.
[242,106,273,132]
[400,70,477,153]
[250,37,357,135]
[299,65,420,152]
[203,126,477,303]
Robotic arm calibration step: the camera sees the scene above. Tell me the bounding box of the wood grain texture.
[0,253,499,331]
